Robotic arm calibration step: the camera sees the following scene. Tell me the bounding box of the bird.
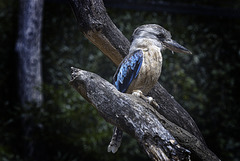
[107,24,192,153]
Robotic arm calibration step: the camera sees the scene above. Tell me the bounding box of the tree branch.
[69,67,220,161]
[70,67,191,161]
[68,0,129,65]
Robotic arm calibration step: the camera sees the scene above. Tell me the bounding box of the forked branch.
[68,0,220,160]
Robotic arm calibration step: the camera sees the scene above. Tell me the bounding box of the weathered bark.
[70,68,220,161]
[16,0,43,107]
[68,0,129,65]
[70,68,191,161]
[68,0,205,144]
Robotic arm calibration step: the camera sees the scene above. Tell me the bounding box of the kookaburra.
[108,24,191,153]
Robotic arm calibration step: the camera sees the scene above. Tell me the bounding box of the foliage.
[0,0,240,161]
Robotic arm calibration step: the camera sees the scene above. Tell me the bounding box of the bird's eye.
[157,33,165,39]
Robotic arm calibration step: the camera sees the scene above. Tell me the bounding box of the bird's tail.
[107,127,123,153]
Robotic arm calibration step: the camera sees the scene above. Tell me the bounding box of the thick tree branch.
[69,68,220,161]
[70,67,191,161]
[68,0,129,65]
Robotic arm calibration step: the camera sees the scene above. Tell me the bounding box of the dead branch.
[69,67,220,161]
[70,67,191,161]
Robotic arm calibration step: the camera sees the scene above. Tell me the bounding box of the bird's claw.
[132,90,143,97]
[146,96,159,108]
[132,90,159,108]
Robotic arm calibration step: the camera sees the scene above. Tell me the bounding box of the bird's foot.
[146,96,159,108]
[132,90,159,108]
[132,90,143,97]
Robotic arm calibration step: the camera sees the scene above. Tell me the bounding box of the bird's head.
[131,24,192,54]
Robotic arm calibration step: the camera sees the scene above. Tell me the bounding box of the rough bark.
[70,68,191,161]
[70,67,220,161]
[16,0,43,107]
[68,0,129,65]
[68,0,205,144]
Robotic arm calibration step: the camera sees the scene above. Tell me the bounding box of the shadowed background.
[0,0,239,160]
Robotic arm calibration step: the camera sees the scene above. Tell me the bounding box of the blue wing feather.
[113,50,143,93]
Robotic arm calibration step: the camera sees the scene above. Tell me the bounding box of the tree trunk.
[15,0,44,158]
[16,0,44,107]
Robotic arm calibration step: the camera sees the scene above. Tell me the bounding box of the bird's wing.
[113,50,143,93]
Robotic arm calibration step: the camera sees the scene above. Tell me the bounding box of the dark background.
[0,0,240,160]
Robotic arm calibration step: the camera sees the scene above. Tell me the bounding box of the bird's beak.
[163,39,192,54]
